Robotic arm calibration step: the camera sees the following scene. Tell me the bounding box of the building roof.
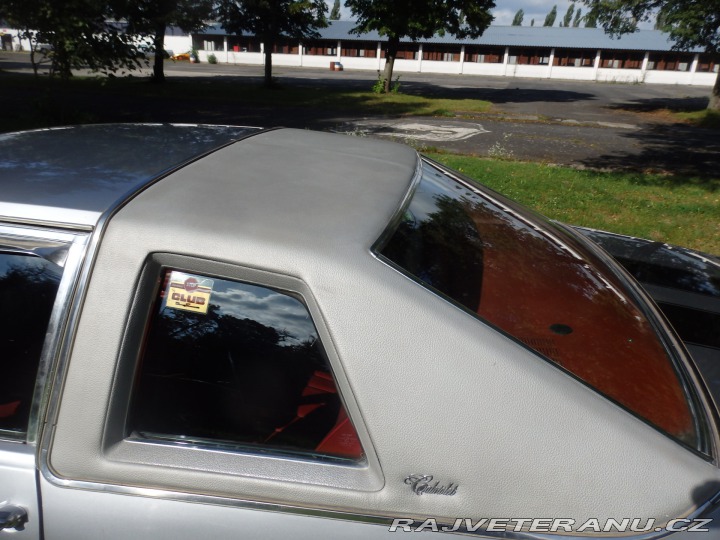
[199,20,701,53]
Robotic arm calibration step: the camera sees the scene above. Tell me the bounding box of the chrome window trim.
[552,219,719,462]
[100,254,381,491]
[0,224,89,444]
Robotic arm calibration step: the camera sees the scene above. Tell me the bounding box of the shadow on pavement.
[609,95,710,113]
[399,81,598,104]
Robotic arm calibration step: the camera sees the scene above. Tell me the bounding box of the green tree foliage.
[562,3,575,27]
[580,0,720,109]
[330,0,341,19]
[584,10,597,27]
[113,0,213,82]
[345,0,495,92]
[573,7,583,27]
[512,9,524,26]
[0,0,141,78]
[217,0,328,87]
[544,5,558,27]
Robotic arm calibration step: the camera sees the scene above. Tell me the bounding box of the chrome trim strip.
[0,224,89,445]
[26,235,89,445]
[37,128,270,459]
[370,153,424,254]
[0,217,93,232]
[33,464,720,540]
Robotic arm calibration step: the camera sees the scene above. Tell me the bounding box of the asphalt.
[1,52,719,177]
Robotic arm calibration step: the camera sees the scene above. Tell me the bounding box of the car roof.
[0,124,260,229]
[120,126,418,247]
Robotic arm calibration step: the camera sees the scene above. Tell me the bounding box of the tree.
[512,9,524,26]
[345,0,495,93]
[562,3,575,28]
[580,0,720,109]
[584,10,597,27]
[114,0,213,83]
[217,0,328,87]
[330,0,341,20]
[543,5,558,27]
[0,0,141,78]
[573,7,583,27]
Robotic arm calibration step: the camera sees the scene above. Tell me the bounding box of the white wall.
[462,62,506,77]
[421,60,462,75]
[549,66,597,81]
[164,35,191,56]
[214,48,716,87]
[595,68,644,84]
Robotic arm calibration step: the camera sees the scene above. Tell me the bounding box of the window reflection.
[378,162,700,451]
[0,253,62,433]
[130,271,363,461]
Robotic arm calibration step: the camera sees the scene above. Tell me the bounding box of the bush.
[371,72,385,94]
[208,53,217,64]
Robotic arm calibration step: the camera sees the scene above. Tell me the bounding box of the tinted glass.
[130,270,363,462]
[377,161,703,452]
[0,252,62,434]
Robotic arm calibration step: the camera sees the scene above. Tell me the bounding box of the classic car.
[0,124,719,539]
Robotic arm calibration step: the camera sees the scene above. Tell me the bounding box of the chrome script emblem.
[404,474,458,496]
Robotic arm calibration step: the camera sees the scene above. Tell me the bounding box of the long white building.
[191,21,718,87]
[2,20,717,87]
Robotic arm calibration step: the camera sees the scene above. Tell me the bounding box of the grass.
[102,76,493,115]
[0,73,491,132]
[427,153,720,255]
[674,109,720,129]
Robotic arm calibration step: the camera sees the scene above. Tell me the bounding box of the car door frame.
[0,223,89,539]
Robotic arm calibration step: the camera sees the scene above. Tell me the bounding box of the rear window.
[375,160,707,455]
[129,269,364,463]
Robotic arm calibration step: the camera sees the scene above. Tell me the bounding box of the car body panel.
[0,125,718,538]
[41,129,720,536]
[0,124,258,228]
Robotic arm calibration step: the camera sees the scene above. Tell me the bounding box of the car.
[0,123,719,539]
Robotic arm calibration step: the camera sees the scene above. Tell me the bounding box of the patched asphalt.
[2,53,718,176]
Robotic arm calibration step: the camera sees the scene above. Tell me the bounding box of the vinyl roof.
[199,20,702,53]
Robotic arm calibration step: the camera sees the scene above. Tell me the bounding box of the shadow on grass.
[609,95,710,113]
[580,122,720,189]
[399,82,598,105]
[0,70,600,134]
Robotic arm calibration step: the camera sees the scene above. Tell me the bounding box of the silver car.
[0,124,718,539]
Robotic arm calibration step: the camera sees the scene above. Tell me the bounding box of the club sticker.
[165,271,214,314]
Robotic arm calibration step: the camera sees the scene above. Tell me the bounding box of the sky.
[491,0,582,26]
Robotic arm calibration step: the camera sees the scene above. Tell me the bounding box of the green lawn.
[0,74,491,131]
[427,153,720,255]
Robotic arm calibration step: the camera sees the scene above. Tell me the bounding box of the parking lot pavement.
[1,52,718,175]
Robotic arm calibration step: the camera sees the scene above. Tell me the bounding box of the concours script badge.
[404,474,458,496]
